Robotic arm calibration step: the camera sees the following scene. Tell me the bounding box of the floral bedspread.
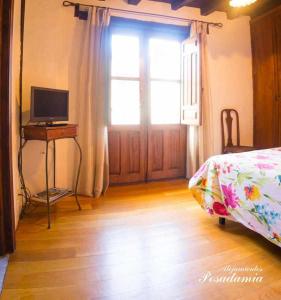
[189,148,281,247]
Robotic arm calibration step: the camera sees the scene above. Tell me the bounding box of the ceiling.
[127,0,281,19]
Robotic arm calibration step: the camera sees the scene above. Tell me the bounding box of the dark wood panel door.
[109,125,186,184]
[251,13,278,148]
[0,0,16,255]
[274,8,281,145]
[109,126,147,184]
[147,125,186,180]
[274,8,281,101]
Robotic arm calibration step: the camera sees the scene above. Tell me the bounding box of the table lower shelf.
[31,188,74,205]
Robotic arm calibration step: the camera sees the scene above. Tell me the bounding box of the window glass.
[111,35,140,78]
[110,34,182,126]
[111,80,140,125]
[149,38,181,80]
[150,81,181,124]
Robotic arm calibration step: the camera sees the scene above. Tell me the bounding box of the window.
[110,31,183,126]
[149,38,181,124]
[110,34,140,125]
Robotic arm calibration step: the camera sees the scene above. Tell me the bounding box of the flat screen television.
[30,87,69,122]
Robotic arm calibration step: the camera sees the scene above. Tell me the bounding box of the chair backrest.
[221,109,240,152]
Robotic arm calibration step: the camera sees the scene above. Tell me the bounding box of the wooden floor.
[2,180,281,299]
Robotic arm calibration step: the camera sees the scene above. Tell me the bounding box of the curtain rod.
[62,1,223,28]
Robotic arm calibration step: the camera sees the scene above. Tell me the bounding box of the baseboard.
[0,256,8,295]
[109,177,187,187]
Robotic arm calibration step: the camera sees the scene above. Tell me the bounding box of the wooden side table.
[20,124,82,228]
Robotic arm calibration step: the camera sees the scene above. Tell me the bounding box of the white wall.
[207,17,253,154]
[20,0,253,197]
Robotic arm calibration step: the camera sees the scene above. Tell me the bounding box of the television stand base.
[21,124,81,228]
[23,124,77,141]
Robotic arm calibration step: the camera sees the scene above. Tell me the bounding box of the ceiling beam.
[171,0,195,10]
[200,0,223,16]
[128,0,281,19]
[127,0,142,5]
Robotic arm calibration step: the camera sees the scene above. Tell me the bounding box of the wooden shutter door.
[274,8,281,145]
[251,13,277,148]
[181,36,201,126]
[0,0,16,255]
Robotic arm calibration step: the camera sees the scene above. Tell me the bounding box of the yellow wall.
[11,0,22,226]
[20,0,253,202]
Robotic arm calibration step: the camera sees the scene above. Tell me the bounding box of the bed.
[189,148,281,247]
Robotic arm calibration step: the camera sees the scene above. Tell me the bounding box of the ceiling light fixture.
[229,0,257,8]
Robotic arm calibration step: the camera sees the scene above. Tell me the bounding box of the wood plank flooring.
[2,180,281,299]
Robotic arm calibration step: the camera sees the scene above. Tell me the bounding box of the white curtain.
[186,21,215,178]
[75,8,110,197]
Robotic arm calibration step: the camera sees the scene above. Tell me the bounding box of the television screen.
[30,87,69,122]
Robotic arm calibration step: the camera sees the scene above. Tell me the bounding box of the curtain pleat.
[186,22,215,178]
[74,8,110,197]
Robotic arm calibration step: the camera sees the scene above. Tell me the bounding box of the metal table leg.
[53,139,56,188]
[73,137,82,210]
[46,141,51,229]
[18,140,28,217]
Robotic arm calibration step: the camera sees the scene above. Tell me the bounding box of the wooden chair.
[221,109,256,154]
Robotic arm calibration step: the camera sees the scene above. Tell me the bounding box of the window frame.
[109,23,187,127]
